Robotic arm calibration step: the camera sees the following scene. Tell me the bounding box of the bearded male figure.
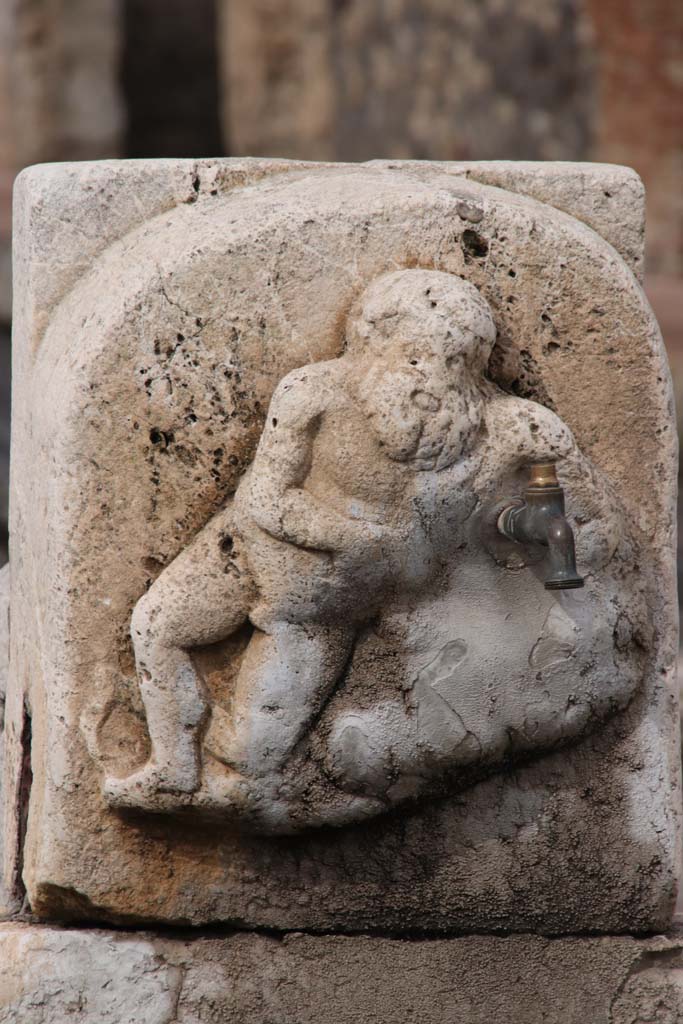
[105,269,629,822]
[103,269,504,809]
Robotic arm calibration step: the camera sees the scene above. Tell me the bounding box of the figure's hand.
[335,517,385,553]
[331,518,396,568]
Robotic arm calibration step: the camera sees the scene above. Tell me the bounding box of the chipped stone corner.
[366,158,646,280]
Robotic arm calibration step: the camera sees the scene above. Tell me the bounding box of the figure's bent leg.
[221,621,354,779]
[123,594,210,794]
[208,633,467,831]
[105,510,256,807]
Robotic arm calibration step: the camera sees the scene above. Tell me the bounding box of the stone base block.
[0,923,682,1023]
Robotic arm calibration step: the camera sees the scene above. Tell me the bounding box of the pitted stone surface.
[2,159,679,932]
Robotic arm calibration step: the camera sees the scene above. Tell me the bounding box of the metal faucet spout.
[497,462,584,591]
[543,513,584,590]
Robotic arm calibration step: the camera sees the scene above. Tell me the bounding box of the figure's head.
[345,270,496,471]
[347,269,496,382]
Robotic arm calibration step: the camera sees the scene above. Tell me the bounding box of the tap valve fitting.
[497,462,584,591]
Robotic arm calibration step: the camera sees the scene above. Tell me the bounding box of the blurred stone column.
[4,0,124,168]
[0,0,124,315]
[0,3,18,325]
[218,0,336,160]
[0,0,124,565]
[217,0,595,163]
[585,0,683,277]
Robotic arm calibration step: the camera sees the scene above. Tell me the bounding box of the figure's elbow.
[242,474,288,538]
[249,498,287,539]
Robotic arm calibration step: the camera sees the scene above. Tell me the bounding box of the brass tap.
[497,462,584,590]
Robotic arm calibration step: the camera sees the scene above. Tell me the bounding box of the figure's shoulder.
[483,391,574,454]
[485,391,568,432]
[269,360,343,425]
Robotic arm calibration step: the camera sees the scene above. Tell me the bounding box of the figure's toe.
[103,764,197,811]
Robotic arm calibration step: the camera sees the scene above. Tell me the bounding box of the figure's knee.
[131,591,152,643]
[131,587,177,651]
[132,565,252,653]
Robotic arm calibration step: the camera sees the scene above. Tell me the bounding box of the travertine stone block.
[2,159,679,931]
[1,923,683,1024]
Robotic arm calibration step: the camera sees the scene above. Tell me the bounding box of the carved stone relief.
[99,267,648,837]
[2,160,678,932]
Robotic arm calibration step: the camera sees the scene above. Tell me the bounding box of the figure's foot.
[104,761,200,811]
[201,764,386,833]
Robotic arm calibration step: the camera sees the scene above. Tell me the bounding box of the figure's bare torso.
[232,369,444,624]
[304,396,416,527]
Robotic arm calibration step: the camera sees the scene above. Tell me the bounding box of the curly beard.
[355,367,485,472]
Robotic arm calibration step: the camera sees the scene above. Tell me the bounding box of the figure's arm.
[245,367,381,552]
[479,395,624,568]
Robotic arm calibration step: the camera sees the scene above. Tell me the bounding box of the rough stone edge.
[11,158,321,360]
[0,922,682,1023]
[369,160,646,281]
[11,158,644,362]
